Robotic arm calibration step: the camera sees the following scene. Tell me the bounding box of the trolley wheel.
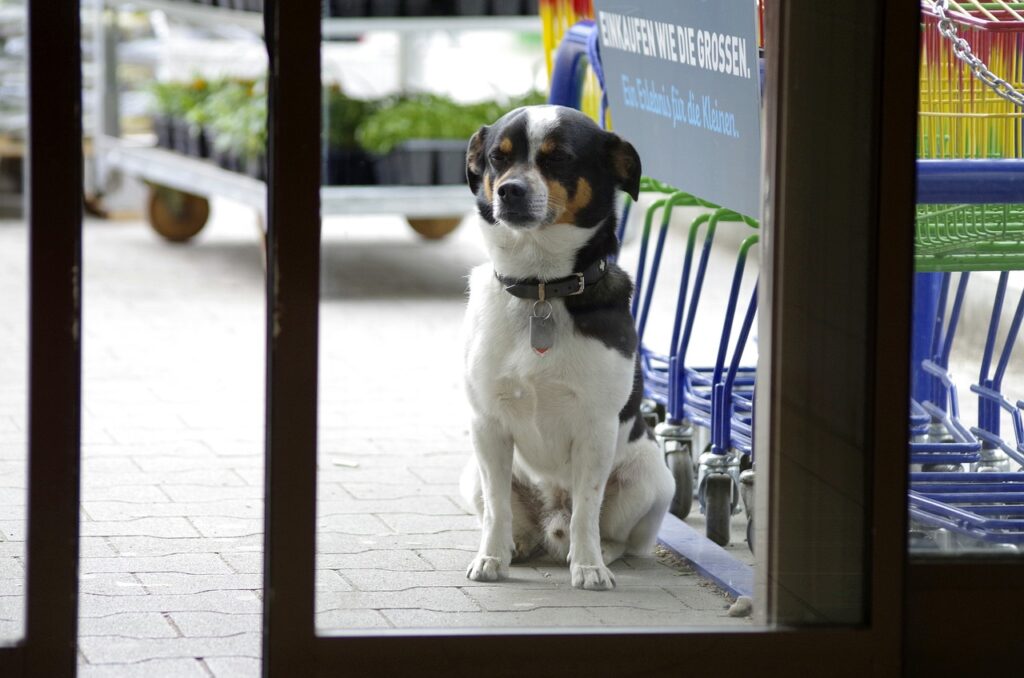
[147,185,210,242]
[407,217,461,240]
[666,446,694,519]
[705,474,732,546]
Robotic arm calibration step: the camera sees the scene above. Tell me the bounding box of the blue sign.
[593,0,761,218]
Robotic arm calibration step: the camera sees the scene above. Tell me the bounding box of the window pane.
[0,0,26,643]
[314,8,763,634]
[910,7,1024,556]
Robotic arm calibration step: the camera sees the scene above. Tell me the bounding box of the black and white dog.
[459,105,674,590]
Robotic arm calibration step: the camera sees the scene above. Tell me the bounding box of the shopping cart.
[909,0,1024,550]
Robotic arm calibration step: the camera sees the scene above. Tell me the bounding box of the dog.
[459,105,675,590]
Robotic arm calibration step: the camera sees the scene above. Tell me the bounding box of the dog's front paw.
[466,555,507,582]
[570,563,616,590]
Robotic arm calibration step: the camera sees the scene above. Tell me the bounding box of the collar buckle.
[568,272,586,296]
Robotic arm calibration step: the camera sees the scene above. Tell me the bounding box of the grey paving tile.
[317,530,479,554]
[134,572,262,596]
[80,485,171,504]
[81,553,236,575]
[584,605,749,627]
[81,517,202,539]
[79,572,150,596]
[79,590,261,617]
[105,535,262,558]
[162,485,263,503]
[380,607,603,629]
[203,657,262,678]
[316,588,479,613]
[335,482,463,500]
[415,548,477,571]
[186,517,263,539]
[376,513,479,535]
[339,567,553,592]
[79,633,259,664]
[316,495,464,516]
[77,658,209,678]
[166,612,261,638]
[79,612,179,639]
[464,585,702,612]
[84,499,261,521]
[314,609,393,631]
[315,550,433,572]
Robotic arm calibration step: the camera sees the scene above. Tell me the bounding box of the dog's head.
[466,105,641,231]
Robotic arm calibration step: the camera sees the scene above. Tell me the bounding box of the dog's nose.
[497,180,527,203]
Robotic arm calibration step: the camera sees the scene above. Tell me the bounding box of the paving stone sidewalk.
[0,205,748,678]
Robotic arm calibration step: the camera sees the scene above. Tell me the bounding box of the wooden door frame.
[0,0,83,676]
[261,1,918,676]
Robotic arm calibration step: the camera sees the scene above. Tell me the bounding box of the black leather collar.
[495,259,607,300]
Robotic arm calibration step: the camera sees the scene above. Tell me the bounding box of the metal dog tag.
[530,300,554,355]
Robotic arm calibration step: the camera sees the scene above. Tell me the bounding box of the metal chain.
[931,0,1024,108]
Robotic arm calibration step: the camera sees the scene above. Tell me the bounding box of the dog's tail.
[541,507,571,562]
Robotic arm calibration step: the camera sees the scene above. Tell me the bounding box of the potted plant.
[329,0,368,17]
[491,0,522,15]
[147,81,182,150]
[452,0,488,15]
[325,86,378,185]
[356,95,457,185]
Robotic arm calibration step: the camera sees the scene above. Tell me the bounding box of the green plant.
[147,76,213,118]
[325,86,379,150]
[206,79,266,160]
[354,91,549,155]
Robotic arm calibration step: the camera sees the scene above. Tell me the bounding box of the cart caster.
[739,468,754,553]
[147,185,210,242]
[407,216,461,240]
[704,474,732,546]
[657,420,695,519]
[665,444,694,519]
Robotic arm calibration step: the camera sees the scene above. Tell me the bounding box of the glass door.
[261,1,914,675]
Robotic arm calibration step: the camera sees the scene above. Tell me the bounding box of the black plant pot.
[186,125,210,159]
[434,139,468,185]
[172,117,193,155]
[491,0,521,15]
[153,114,174,149]
[325,147,377,185]
[245,154,266,181]
[522,0,538,14]
[330,0,368,16]
[376,140,435,185]
[370,0,401,16]
[452,0,487,14]
[213,147,241,173]
[402,0,432,16]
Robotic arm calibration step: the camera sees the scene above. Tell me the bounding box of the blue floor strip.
[657,513,754,599]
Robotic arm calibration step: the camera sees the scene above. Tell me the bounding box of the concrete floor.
[0,201,752,677]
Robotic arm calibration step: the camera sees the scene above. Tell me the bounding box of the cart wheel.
[666,446,694,519]
[407,217,461,240]
[705,474,732,546]
[147,185,210,242]
[746,516,754,554]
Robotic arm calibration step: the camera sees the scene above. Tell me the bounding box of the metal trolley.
[909,0,1024,552]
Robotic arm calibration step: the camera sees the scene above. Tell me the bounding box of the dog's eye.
[543,149,573,164]
[489,150,508,166]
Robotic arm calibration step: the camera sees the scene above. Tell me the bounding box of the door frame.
[0,1,83,676]
[261,1,916,676]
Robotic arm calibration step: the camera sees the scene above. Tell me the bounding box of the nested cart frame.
[90,0,540,239]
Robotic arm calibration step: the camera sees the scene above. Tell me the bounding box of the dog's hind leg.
[460,455,544,564]
[599,440,675,563]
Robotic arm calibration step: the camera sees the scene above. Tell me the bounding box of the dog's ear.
[466,125,489,195]
[605,133,641,201]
